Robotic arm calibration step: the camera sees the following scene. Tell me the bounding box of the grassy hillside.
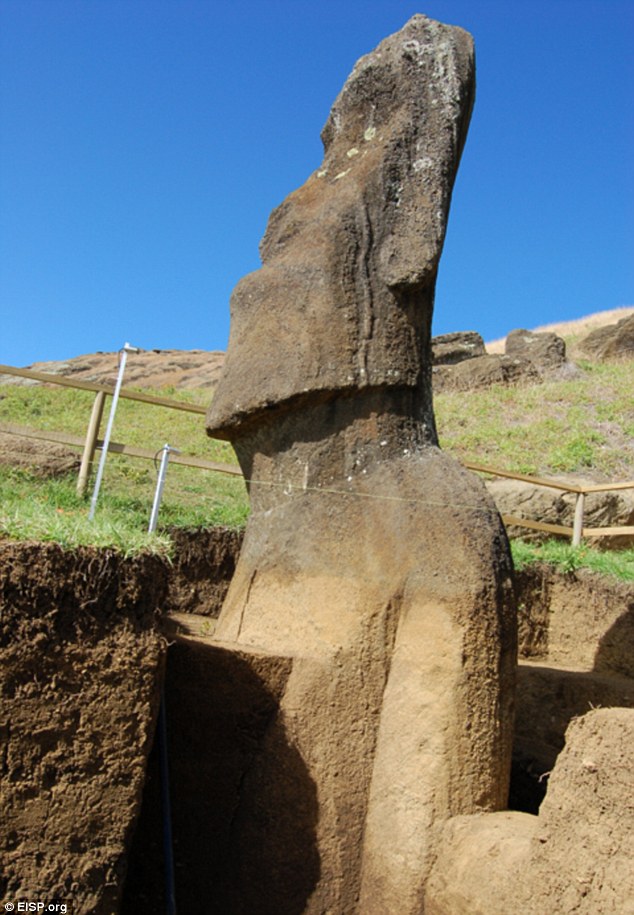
[0,354,633,577]
[0,384,248,554]
[435,358,634,480]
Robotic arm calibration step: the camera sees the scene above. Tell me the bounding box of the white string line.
[236,474,501,514]
[3,450,498,514]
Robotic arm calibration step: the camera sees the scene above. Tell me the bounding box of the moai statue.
[206,14,516,913]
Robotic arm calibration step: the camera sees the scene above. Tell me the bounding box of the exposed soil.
[511,562,634,815]
[163,526,243,616]
[0,528,240,913]
[2,533,633,913]
[426,708,634,915]
[0,437,80,478]
[0,541,168,914]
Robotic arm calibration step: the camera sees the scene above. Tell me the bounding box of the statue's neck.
[231,387,438,512]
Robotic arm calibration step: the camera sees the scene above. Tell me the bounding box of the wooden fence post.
[77,390,107,497]
[572,491,586,546]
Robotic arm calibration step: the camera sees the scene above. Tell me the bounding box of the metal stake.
[88,342,140,520]
[149,445,180,533]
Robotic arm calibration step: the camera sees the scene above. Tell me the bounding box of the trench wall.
[2,532,632,913]
[0,528,241,914]
[512,563,634,809]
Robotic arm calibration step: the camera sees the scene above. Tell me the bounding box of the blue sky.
[1,0,632,366]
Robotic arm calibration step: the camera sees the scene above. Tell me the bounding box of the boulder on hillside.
[505,328,567,371]
[431,331,486,365]
[433,353,540,392]
[485,474,634,547]
[578,314,634,361]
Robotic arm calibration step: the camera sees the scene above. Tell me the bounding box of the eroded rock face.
[432,331,486,365]
[425,708,634,915]
[486,475,634,548]
[432,352,540,392]
[206,15,516,912]
[505,328,567,371]
[579,313,634,361]
[431,328,569,392]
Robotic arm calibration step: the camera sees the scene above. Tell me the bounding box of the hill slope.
[6,306,632,391]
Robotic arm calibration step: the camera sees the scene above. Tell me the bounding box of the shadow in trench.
[509,661,634,815]
[121,636,320,915]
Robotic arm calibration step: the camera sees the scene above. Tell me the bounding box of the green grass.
[435,359,634,479]
[0,383,248,552]
[511,539,634,582]
[0,467,172,555]
[433,356,634,582]
[1,354,633,576]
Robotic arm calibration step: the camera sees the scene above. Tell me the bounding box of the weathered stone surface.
[487,474,634,547]
[424,810,535,915]
[426,708,634,915]
[505,328,567,371]
[431,331,486,365]
[579,313,634,361]
[209,450,515,913]
[208,14,476,431]
[432,352,540,391]
[206,15,516,912]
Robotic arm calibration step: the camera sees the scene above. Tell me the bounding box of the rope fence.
[1,363,633,546]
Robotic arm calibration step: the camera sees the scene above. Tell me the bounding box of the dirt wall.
[0,527,241,913]
[515,563,634,674]
[3,532,632,914]
[512,563,634,810]
[0,542,168,913]
[163,526,243,616]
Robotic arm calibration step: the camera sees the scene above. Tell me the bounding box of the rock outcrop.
[433,351,540,392]
[431,331,486,365]
[486,474,634,547]
[206,15,516,912]
[431,328,569,392]
[505,328,567,371]
[578,313,634,361]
